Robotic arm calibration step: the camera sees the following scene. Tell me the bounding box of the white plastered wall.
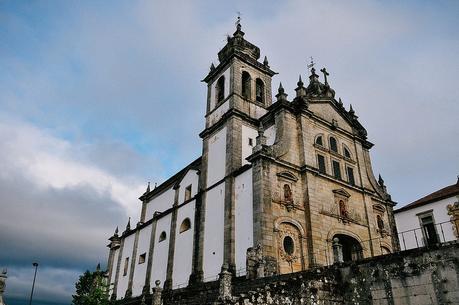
[395,196,457,250]
[109,248,119,297]
[209,68,231,111]
[203,182,225,281]
[234,168,253,275]
[207,127,227,186]
[178,170,199,205]
[172,200,195,287]
[241,125,258,165]
[145,188,175,221]
[116,233,135,299]
[150,214,172,288]
[131,224,152,296]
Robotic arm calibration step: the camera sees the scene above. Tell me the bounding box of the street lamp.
[28,262,38,305]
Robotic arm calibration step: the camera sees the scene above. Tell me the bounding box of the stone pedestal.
[332,237,343,263]
[218,264,232,301]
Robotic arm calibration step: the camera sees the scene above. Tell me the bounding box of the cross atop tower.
[307,57,315,73]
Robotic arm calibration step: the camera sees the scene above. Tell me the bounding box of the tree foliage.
[72,268,112,305]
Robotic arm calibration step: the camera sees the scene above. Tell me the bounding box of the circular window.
[283,236,295,255]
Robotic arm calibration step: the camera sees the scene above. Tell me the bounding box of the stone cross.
[320,68,329,85]
[0,268,7,305]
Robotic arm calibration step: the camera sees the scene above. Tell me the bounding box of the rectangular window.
[347,167,355,185]
[138,253,146,264]
[332,160,341,180]
[123,257,129,276]
[184,185,192,201]
[317,154,326,174]
[419,214,439,246]
[248,138,253,146]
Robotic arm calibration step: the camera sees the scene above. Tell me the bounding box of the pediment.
[332,188,351,198]
[276,171,298,182]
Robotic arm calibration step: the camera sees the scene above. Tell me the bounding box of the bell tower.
[192,22,276,281]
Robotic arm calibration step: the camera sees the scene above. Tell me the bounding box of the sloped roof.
[395,178,459,213]
[139,157,201,202]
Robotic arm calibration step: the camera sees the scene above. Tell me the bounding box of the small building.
[394,177,459,250]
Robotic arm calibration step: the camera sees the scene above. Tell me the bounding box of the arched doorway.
[333,234,363,262]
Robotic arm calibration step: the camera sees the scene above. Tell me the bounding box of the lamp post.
[28,262,38,305]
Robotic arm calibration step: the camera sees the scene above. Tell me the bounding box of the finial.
[154,183,157,189]
[96,263,101,271]
[456,175,459,185]
[146,182,150,193]
[126,217,131,231]
[210,63,215,71]
[276,82,288,101]
[338,98,343,107]
[155,280,161,287]
[349,104,355,116]
[378,174,385,186]
[278,82,284,93]
[320,67,329,85]
[263,56,269,67]
[1,268,6,275]
[114,226,119,236]
[297,75,304,87]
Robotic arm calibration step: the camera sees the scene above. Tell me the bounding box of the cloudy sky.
[1,1,458,304]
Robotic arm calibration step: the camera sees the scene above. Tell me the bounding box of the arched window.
[215,76,225,102]
[315,135,323,146]
[343,147,351,159]
[329,136,338,153]
[255,78,264,103]
[241,71,251,99]
[179,218,191,233]
[159,231,167,242]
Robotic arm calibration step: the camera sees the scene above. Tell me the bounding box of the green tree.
[72,266,112,305]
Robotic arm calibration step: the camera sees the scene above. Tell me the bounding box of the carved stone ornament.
[447,201,459,238]
[277,224,299,264]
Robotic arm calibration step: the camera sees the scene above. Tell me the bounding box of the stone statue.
[0,268,7,305]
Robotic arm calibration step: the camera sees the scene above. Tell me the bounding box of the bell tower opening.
[333,234,363,262]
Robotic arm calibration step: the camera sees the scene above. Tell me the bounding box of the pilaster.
[164,187,180,290]
[142,214,158,294]
[126,226,141,297]
[111,236,125,300]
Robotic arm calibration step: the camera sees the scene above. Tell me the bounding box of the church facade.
[105,23,399,300]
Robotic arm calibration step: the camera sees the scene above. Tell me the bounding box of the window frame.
[184,184,192,201]
[346,165,355,186]
[241,71,251,100]
[255,78,265,103]
[158,231,167,242]
[215,75,225,103]
[317,154,326,174]
[138,253,146,264]
[179,218,192,234]
[332,159,342,180]
[329,136,338,154]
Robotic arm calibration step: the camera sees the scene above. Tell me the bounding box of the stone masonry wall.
[117,243,459,305]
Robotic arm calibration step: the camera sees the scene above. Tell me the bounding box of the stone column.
[151,280,163,305]
[332,238,343,263]
[0,269,7,305]
[111,235,125,300]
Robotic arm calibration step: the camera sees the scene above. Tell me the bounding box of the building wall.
[131,224,152,296]
[234,168,253,275]
[177,170,199,205]
[145,188,175,221]
[207,100,229,128]
[241,125,258,166]
[150,214,172,288]
[109,248,119,295]
[116,233,135,298]
[264,124,276,146]
[206,127,227,186]
[172,200,195,287]
[203,182,225,281]
[395,196,457,250]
